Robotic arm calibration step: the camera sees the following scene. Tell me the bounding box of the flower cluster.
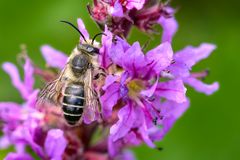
[88,0,174,37]
[99,22,218,157]
[0,59,67,160]
[0,1,219,160]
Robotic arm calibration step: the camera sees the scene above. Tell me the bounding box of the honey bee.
[38,21,105,126]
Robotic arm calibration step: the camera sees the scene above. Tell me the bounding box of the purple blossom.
[0,58,67,159]
[99,33,190,155]
[0,3,219,159]
[89,0,172,36]
[98,12,219,154]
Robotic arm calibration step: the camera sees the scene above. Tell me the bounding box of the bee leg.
[93,66,107,80]
[93,72,106,80]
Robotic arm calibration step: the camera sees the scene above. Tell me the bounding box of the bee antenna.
[91,33,107,45]
[60,20,87,43]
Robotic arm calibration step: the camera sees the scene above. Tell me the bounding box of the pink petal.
[44,129,67,160]
[83,106,100,124]
[150,100,190,141]
[108,135,122,157]
[137,108,155,148]
[77,18,90,42]
[111,1,124,17]
[2,62,29,99]
[123,131,141,146]
[167,61,190,78]
[25,90,39,108]
[108,39,125,66]
[116,36,131,51]
[100,83,120,119]
[155,80,187,103]
[99,26,113,68]
[184,77,219,95]
[41,45,68,69]
[102,75,119,90]
[110,103,135,141]
[161,100,190,134]
[161,100,190,119]
[158,16,178,43]
[0,102,21,122]
[12,126,44,158]
[146,42,173,74]
[115,150,136,160]
[126,0,145,10]
[0,135,11,149]
[175,43,216,68]
[123,42,146,76]
[141,76,159,97]
[23,58,34,94]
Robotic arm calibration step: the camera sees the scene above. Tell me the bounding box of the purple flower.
[100,35,190,156]
[0,4,219,158]
[89,0,172,37]
[0,57,67,159]
[98,13,219,154]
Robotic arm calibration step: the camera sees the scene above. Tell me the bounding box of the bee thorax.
[71,54,89,77]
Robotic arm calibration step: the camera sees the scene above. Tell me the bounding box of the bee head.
[77,44,99,55]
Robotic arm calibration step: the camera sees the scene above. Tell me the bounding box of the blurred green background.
[0,0,239,159]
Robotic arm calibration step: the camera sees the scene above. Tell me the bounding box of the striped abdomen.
[62,83,85,125]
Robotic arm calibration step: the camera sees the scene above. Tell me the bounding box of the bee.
[38,21,105,126]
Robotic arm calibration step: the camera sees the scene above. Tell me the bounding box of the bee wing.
[83,68,100,123]
[37,67,67,107]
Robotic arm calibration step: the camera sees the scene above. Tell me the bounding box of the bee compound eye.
[87,46,94,52]
[89,47,99,55]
